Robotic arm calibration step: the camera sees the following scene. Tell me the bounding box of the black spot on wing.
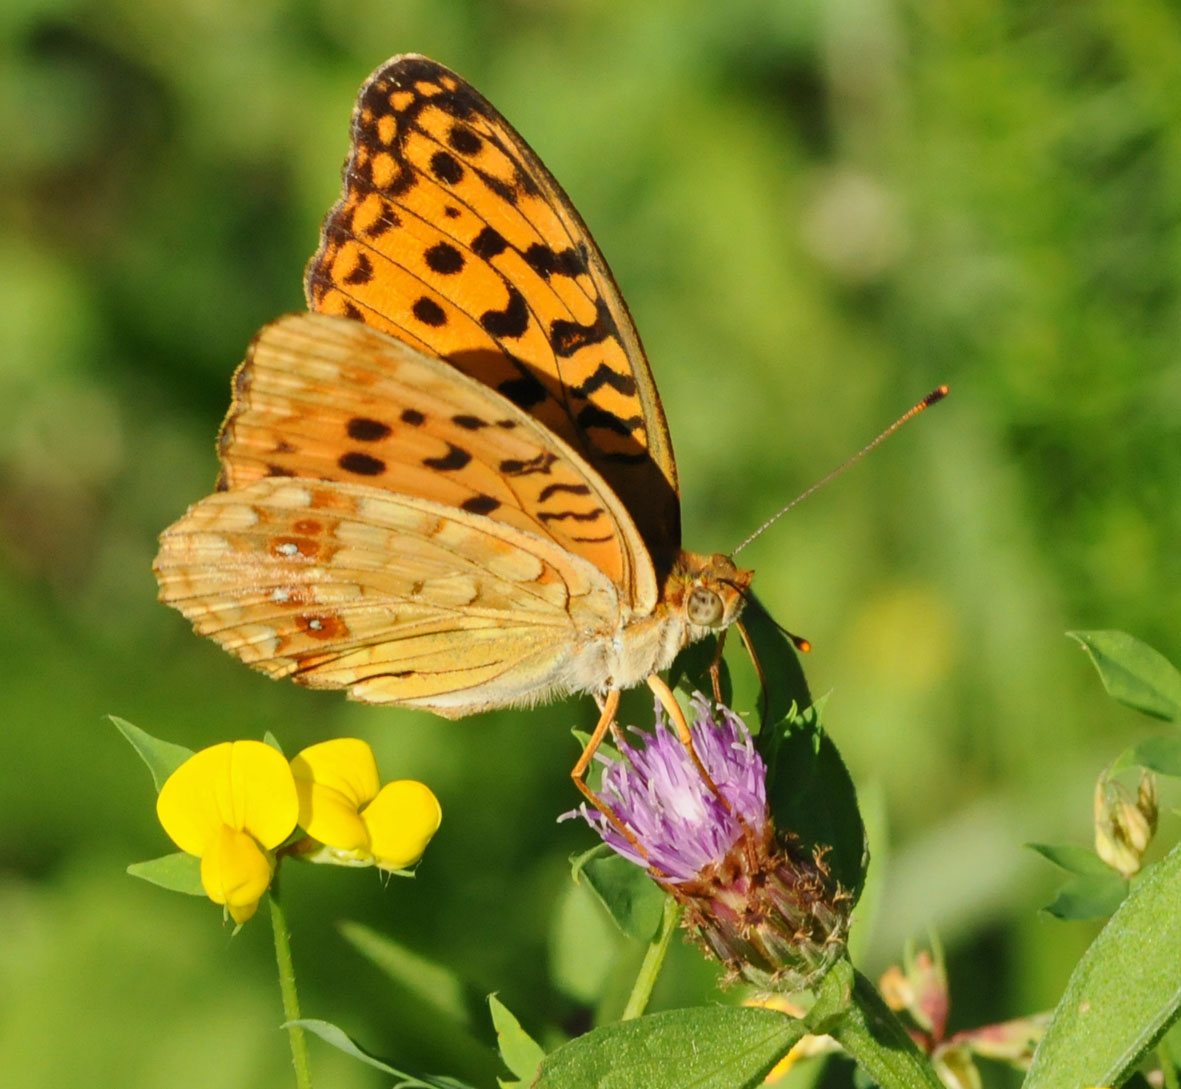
[430,150,464,184]
[448,124,482,154]
[471,226,507,258]
[480,286,529,339]
[538,482,591,501]
[413,297,447,326]
[550,298,615,357]
[347,417,392,441]
[524,243,586,280]
[339,451,386,476]
[451,415,486,430]
[461,494,501,515]
[538,507,606,524]
[570,363,637,399]
[425,242,464,275]
[499,452,557,476]
[401,408,426,426]
[344,252,374,285]
[424,444,472,471]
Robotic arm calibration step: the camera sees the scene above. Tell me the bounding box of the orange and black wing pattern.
[304,54,680,572]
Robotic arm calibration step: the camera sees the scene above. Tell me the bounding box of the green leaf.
[291,1019,476,1088]
[737,596,813,730]
[669,633,732,708]
[761,703,868,907]
[1118,734,1181,776]
[1067,631,1181,722]
[1026,843,1114,877]
[828,965,946,1089]
[1040,873,1129,920]
[1024,839,1181,1089]
[534,1006,802,1089]
[126,852,204,896]
[572,845,667,942]
[338,921,473,1029]
[108,715,192,792]
[489,994,545,1086]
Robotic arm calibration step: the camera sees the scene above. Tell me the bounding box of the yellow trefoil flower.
[156,741,298,924]
[290,738,441,871]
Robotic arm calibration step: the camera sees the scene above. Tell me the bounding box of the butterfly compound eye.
[686,585,725,628]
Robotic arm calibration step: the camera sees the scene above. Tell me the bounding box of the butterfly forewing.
[304,54,680,574]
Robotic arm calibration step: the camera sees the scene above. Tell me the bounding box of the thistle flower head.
[572,693,850,990]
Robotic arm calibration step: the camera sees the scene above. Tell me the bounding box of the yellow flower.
[156,741,298,923]
[290,738,441,871]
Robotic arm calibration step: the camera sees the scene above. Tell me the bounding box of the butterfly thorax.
[585,551,752,694]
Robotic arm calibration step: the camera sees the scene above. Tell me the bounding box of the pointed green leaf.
[534,1006,802,1089]
[1067,631,1181,722]
[291,1019,475,1088]
[761,702,868,906]
[1026,843,1114,877]
[1041,874,1129,920]
[126,852,204,895]
[109,715,193,791]
[572,845,667,941]
[1117,734,1181,776]
[828,966,946,1089]
[1024,840,1181,1089]
[738,596,813,730]
[670,633,732,708]
[489,995,545,1084]
[338,920,472,1028]
[263,731,285,754]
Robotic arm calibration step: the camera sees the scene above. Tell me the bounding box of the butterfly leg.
[570,690,652,853]
[708,630,728,704]
[645,674,730,809]
[734,618,769,723]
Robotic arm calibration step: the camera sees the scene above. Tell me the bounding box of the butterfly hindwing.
[154,476,621,713]
[304,54,681,575]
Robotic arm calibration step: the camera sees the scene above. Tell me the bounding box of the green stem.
[269,884,313,1089]
[824,965,944,1089]
[621,896,681,1020]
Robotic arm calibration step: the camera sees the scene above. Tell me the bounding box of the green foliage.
[488,995,545,1088]
[572,845,667,942]
[534,1006,803,1089]
[1025,840,1181,1089]
[1068,631,1181,722]
[109,715,192,791]
[126,851,204,896]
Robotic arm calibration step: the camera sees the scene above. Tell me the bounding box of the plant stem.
[621,896,681,1020]
[825,966,944,1089]
[269,885,313,1089]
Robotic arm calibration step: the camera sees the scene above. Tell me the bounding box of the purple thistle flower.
[579,692,767,882]
[570,692,850,991]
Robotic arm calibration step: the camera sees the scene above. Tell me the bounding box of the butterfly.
[153,54,754,787]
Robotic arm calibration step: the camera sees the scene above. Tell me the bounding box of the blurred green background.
[3,0,1179,1085]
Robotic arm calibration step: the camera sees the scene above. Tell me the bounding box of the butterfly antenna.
[721,580,812,653]
[731,385,949,557]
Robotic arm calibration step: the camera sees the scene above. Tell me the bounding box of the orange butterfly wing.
[303,54,680,578]
[156,314,660,711]
[217,312,657,608]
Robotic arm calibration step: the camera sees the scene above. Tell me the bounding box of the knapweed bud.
[572,693,850,991]
[1094,768,1157,878]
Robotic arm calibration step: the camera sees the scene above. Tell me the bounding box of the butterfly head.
[671,552,754,636]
